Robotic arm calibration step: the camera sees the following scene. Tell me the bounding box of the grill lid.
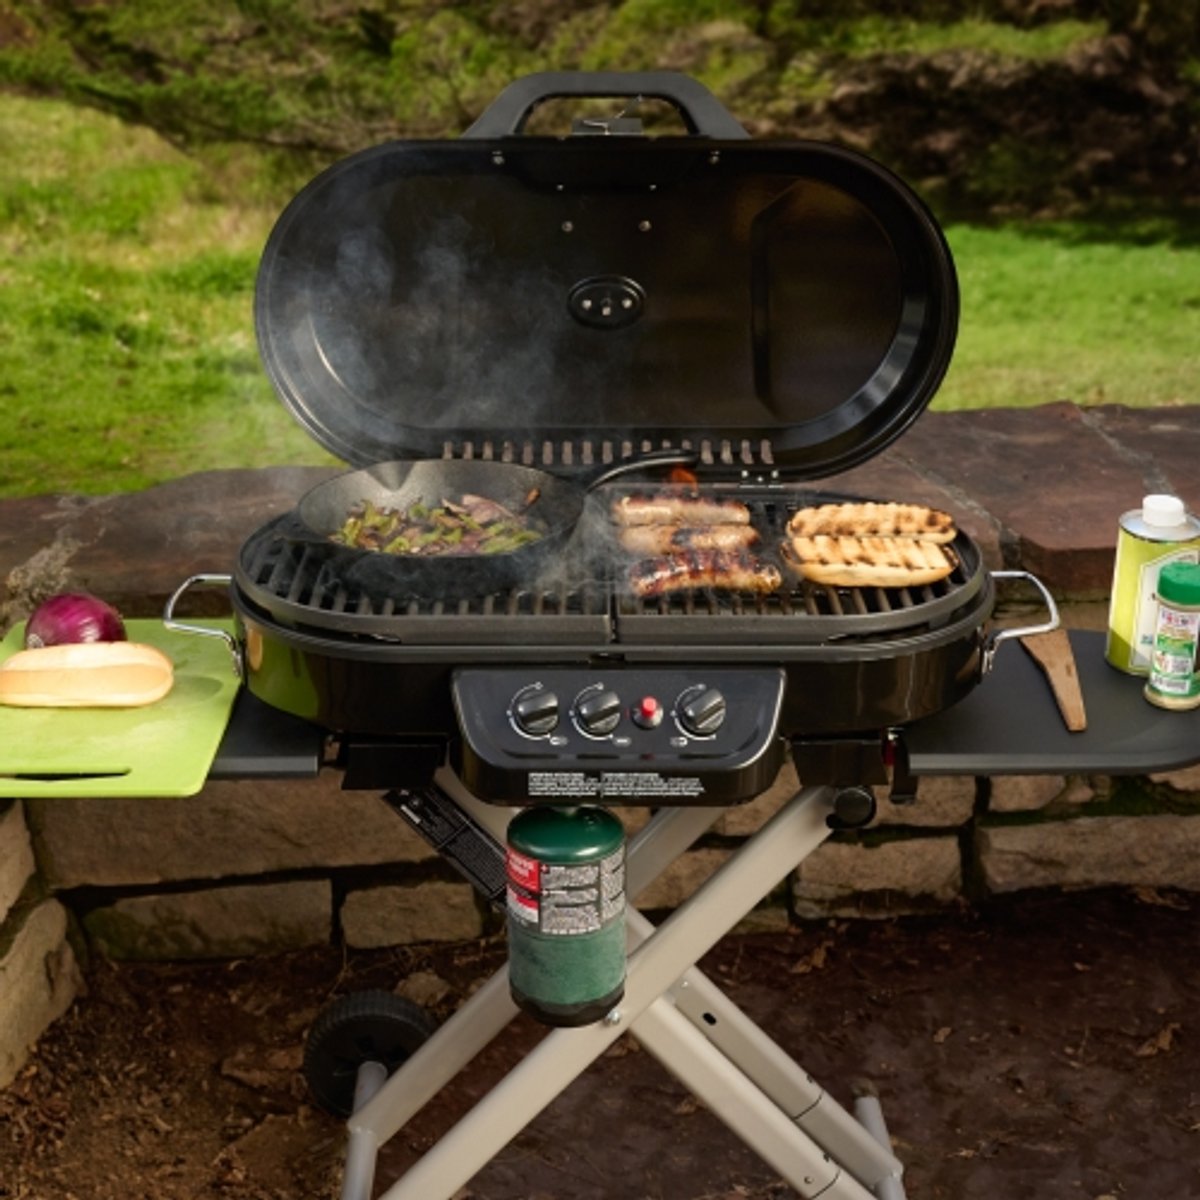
[255,71,958,479]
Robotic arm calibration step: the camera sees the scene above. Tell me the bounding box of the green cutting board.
[0,618,240,798]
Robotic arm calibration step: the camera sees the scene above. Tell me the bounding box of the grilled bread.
[784,534,957,588]
[786,501,957,545]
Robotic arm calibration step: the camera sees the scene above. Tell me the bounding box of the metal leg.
[633,997,876,1200]
[341,1061,388,1200]
[345,781,907,1200]
[373,785,838,1200]
[853,1096,909,1200]
[630,912,904,1193]
[348,968,516,1148]
[345,778,725,1161]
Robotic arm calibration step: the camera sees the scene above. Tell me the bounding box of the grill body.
[231,566,990,740]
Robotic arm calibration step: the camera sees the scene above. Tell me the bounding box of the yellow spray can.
[1106,494,1200,675]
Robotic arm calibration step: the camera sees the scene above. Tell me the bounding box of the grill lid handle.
[462,71,750,140]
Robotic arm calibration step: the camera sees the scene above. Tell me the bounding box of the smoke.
[262,153,625,466]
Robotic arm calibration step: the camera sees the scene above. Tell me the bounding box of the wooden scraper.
[1019,628,1087,732]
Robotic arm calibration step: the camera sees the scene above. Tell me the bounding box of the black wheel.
[303,989,438,1117]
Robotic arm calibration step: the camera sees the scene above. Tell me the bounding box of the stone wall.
[0,801,82,1088]
[3,401,1200,1088]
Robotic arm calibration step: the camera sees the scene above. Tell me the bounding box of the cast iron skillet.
[292,448,696,598]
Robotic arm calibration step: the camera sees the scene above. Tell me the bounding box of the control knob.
[677,685,726,737]
[575,687,622,737]
[512,687,560,737]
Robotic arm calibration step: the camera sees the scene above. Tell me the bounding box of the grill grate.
[237,517,612,645]
[606,488,982,644]
[236,477,984,649]
[613,551,976,645]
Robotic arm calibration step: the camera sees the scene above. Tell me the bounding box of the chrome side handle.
[981,570,1060,675]
[163,573,243,679]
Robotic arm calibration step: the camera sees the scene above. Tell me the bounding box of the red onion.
[24,592,127,649]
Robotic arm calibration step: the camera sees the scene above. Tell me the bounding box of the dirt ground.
[2,885,1199,1200]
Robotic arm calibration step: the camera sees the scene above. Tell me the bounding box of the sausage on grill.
[617,523,759,555]
[629,549,783,597]
[612,494,752,527]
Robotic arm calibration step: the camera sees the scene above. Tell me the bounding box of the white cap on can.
[1142,494,1187,527]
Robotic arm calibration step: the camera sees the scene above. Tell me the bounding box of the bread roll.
[0,641,175,708]
[784,535,957,587]
[786,501,957,544]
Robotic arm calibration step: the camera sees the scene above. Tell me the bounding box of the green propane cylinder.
[505,805,626,1027]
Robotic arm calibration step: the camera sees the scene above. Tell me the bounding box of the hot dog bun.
[0,641,175,708]
[783,535,957,587]
[786,501,957,544]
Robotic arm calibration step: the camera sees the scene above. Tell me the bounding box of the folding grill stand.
[339,773,903,1200]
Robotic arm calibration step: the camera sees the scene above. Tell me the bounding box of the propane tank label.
[506,848,541,893]
[599,846,626,924]
[542,863,599,889]
[505,846,626,936]
[506,886,539,925]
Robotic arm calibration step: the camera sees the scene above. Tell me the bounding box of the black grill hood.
[255,71,958,479]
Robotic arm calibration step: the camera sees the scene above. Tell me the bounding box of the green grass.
[0,93,337,498]
[0,91,1196,498]
[937,223,1200,410]
[763,14,1111,119]
[788,15,1108,60]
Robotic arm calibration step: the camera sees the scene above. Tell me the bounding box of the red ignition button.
[632,695,664,729]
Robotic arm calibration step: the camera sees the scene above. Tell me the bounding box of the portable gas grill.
[147,72,1200,1200]
[176,64,1058,762]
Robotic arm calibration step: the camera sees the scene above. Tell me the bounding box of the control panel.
[451,667,787,806]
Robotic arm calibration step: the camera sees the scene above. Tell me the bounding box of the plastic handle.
[462,71,749,140]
